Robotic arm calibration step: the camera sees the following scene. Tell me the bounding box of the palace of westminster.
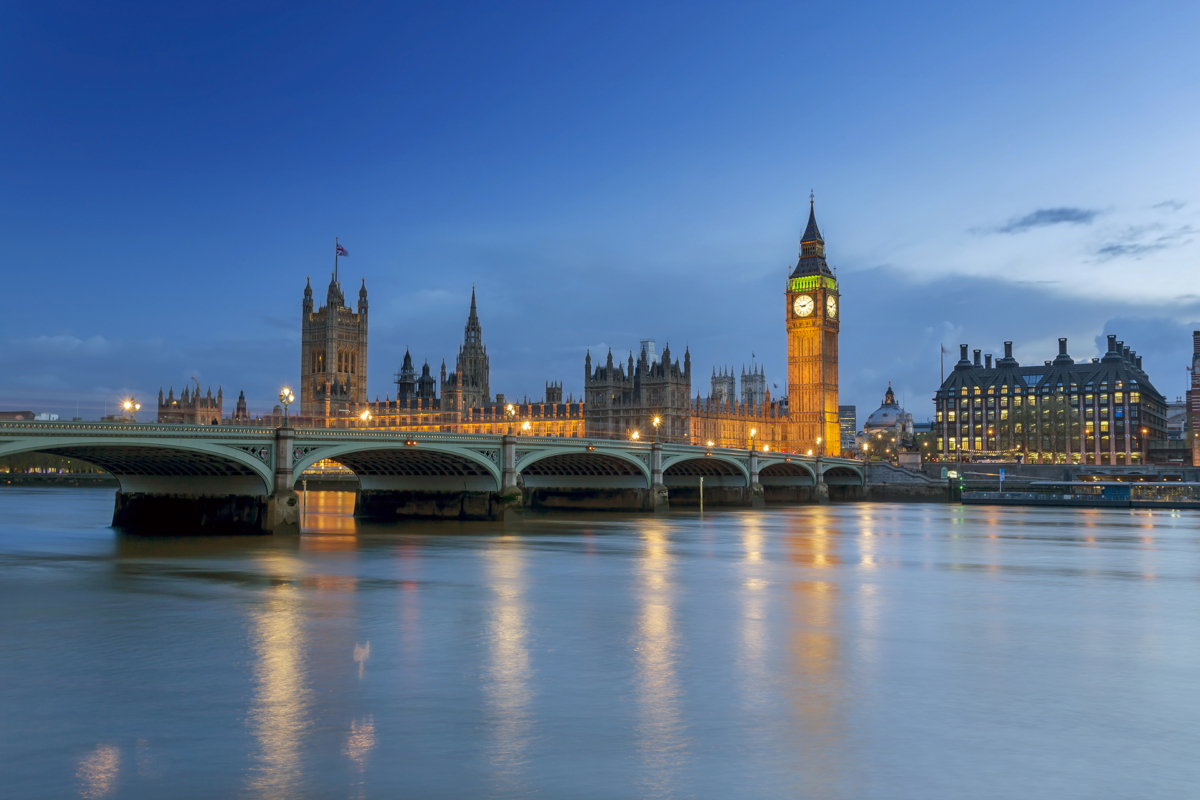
[159,201,844,455]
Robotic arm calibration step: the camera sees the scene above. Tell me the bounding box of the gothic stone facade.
[300,274,369,424]
[157,385,224,425]
[785,200,841,456]
[584,344,691,443]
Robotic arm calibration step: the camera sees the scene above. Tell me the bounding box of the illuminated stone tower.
[300,274,369,423]
[785,198,841,455]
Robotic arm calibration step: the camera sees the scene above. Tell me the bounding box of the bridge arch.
[292,442,502,491]
[0,436,274,495]
[661,454,749,487]
[517,447,650,489]
[759,459,817,485]
[821,462,865,486]
[661,453,749,483]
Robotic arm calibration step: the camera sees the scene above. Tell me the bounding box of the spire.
[469,286,477,320]
[802,191,822,244]
[791,195,833,279]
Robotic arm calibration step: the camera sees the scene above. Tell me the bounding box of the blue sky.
[3,1,1199,421]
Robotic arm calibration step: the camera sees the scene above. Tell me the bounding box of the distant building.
[933,336,1167,465]
[0,411,36,421]
[710,368,735,405]
[838,405,857,452]
[740,363,767,407]
[1166,398,1186,441]
[158,385,224,425]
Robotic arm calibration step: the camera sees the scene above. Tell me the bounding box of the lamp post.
[279,387,295,426]
[1141,427,1148,465]
[750,428,757,453]
[360,409,371,429]
[631,431,640,442]
[522,420,531,435]
[505,403,515,435]
[653,416,661,444]
[816,436,822,458]
[121,398,141,423]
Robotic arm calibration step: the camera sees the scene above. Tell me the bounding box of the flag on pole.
[336,243,349,257]
[941,345,949,354]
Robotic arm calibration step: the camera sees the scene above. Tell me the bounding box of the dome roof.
[863,383,903,430]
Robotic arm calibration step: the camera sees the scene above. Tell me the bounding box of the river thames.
[1,487,1197,799]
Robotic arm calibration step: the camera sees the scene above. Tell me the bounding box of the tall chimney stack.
[973,349,982,367]
[1059,338,1068,356]
[985,354,993,369]
[1004,341,1014,359]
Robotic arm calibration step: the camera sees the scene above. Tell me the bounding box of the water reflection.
[738,514,772,768]
[635,521,687,794]
[301,490,358,535]
[247,578,311,799]
[344,714,376,799]
[76,743,119,799]
[483,540,533,793]
[786,510,849,797]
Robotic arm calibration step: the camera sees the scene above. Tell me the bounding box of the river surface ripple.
[1,487,1198,799]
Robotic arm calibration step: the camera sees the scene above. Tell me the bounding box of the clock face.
[826,295,837,318]
[794,294,814,317]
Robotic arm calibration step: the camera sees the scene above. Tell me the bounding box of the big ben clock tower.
[786,197,841,456]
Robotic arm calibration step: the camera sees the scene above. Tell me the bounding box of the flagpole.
[335,237,339,287]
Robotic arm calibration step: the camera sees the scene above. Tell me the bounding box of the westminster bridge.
[0,420,866,534]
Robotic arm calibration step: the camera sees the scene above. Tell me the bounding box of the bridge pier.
[748,449,765,508]
[266,427,300,535]
[651,442,669,513]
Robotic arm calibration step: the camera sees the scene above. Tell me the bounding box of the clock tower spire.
[785,196,841,456]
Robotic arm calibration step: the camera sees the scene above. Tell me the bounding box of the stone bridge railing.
[0,421,866,533]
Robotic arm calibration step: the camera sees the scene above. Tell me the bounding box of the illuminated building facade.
[933,336,1168,465]
[785,199,841,456]
[300,274,369,422]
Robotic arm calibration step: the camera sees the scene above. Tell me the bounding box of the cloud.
[1153,200,1186,211]
[1096,225,1195,259]
[998,207,1099,233]
[16,334,114,356]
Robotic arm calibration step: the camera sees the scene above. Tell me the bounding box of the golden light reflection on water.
[484,540,533,793]
[635,521,686,794]
[76,743,119,799]
[301,490,358,535]
[786,510,848,797]
[344,714,376,799]
[739,517,770,721]
[247,579,311,799]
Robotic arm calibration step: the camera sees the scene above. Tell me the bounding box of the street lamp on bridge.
[360,409,371,428]
[279,387,294,426]
[121,398,140,423]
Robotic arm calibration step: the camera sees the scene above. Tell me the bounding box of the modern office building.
[838,405,857,453]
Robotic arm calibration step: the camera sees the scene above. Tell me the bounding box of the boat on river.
[963,479,1200,509]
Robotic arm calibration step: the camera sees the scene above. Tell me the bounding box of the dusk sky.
[4,1,1199,421]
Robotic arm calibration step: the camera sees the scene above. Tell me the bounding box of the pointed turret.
[791,195,834,278]
[358,278,368,314]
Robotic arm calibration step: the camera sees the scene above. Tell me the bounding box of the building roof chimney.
[985,354,992,369]
[973,349,982,367]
